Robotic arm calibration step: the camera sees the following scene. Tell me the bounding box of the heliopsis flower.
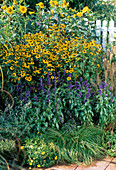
[77,12,83,17]
[54,156,57,160]
[19,6,27,14]
[36,2,44,8]
[2,5,7,11]
[6,6,13,14]
[29,162,32,165]
[67,77,71,81]
[37,164,41,168]
[20,146,24,149]
[41,151,45,155]
[82,6,89,13]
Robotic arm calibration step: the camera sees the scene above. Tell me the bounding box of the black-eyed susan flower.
[50,0,55,7]
[36,2,44,8]
[6,6,13,14]
[67,77,71,81]
[12,73,16,77]
[2,5,7,11]
[19,6,27,14]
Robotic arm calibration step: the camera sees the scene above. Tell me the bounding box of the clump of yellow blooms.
[0,23,102,83]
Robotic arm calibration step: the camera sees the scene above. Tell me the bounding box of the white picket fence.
[96,20,116,51]
[52,15,116,51]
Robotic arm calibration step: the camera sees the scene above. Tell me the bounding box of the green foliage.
[43,126,106,165]
[103,131,116,157]
[0,139,16,155]
[24,134,59,168]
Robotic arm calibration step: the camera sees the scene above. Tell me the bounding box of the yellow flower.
[37,132,39,134]
[29,11,35,14]
[2,5,7,11]
[41,151,45,155]
[77,12,83,17]
[10,66,14,70]
[54,1,59,7]
[82,6,89,13]
[36,2,44,8]
[82,50,86,53]
[51,76,54,79]
[97,64,100,68]
[29,162,32,165]
[20,146,24,150]
[37,164,41,168]
[6,6,13,14]
[54,156,57,160]
[12,73,16,77]
[50,0,54,7]
[13,0,17,5]
[73,14,76,18]
[67,77,71,81]
[19,6,27,14]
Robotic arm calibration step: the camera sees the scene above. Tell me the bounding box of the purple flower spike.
[109,86,111,90]
[27,90,31,98]
[80,77,83,81]
[98,89,102,96]
[34,95,38,103]
[40,77,44,91]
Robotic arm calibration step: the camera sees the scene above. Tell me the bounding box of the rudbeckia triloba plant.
[0,0,104,88]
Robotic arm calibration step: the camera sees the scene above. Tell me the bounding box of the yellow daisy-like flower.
[50,0,55,8]
[10,66,14,70]
[82,50,86,53]
[97,64,100,68]
[29,162,32,165]
[51,76,54,79]
[82,6,89,13]
[29,11,35,15]
[19,6,27,14]
[54,156,57,160]
[73,14,76,18]
[12,73,16,77]
[2,5,7,11]
[13,0,17,5]
[6,6,13,14]
[41,151,45,155]
[67,77,71,81]
[20,146,24,150]
[36,2,44,8]
[37,164,41,168]
[77,12,83,17]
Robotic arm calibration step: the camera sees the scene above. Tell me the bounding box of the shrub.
[24,134,59,168]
